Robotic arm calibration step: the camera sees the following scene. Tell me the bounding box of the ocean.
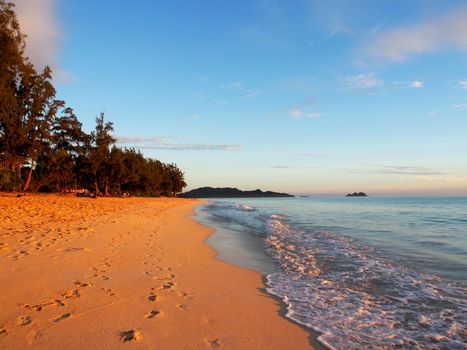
[195,196,467,350]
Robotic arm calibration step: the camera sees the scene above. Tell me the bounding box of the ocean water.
[195,196,467,350]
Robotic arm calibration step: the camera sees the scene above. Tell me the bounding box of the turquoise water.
[197,196,467,349]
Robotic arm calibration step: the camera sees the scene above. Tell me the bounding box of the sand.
[0,194,314,349]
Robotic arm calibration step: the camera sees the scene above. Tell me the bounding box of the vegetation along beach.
[1,1,466,349]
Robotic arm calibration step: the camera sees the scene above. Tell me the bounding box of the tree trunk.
[94,177,100,197]
[104,177,109,197]
[22,159,34,191]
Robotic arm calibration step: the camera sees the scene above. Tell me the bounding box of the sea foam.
[265,214,467,350]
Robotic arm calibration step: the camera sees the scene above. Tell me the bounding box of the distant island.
[178,187,294,198]
[346,192,368,197]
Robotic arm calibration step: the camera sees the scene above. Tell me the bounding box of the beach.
[0,195,313,349]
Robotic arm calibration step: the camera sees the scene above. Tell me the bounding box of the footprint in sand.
[62,289,80,299]
[0,326,7,335]
[73,280,92,288]
[144,310,160,319]
[152,274,175,281]
[16,315,32,326]
[206,338,222,348]
[100,287,115,297]
[49,313,71,323]
[24,299,64,312]
[119,330,142,342]
[158,281,175,290]
[147,292,157,302]
[26,330,43,344]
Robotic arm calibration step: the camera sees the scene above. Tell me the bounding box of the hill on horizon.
[178,187,293,198]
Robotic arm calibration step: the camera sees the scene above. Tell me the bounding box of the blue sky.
[13,0,467,195]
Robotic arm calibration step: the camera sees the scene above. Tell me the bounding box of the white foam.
[236,204,257,212]
[264,215,467,349]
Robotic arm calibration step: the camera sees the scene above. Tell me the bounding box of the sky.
[11,0,467,195]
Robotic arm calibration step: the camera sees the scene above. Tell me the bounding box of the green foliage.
[0,1,187,196]
[0,169,21,191]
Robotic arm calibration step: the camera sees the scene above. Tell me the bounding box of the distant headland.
[346,192,368,197]
[178,187,294,198]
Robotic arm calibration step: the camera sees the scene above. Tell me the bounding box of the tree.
[34,107,87,191]
[0,0,26,186]
[88,113,115,196]
[18,65,62,191]
[0,1,60,191]
[0,1,187,196]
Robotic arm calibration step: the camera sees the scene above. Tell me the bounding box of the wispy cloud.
[223,81,244,90]
[453,103,467,109]
[288,108,321,120]
[414,175,467,182]
[368,6,467,62]
[288,108,303,119]
[245,89,261,98]
[269,165,320,169]
[270,165,294,169]
[459,80,467,89]
[292,152,323,157]
[223,81,262,99]
[307,112,321,119]
[356,164,446,176]
[210,99,229,105]
[410,80,424,89]
[341,73,384,90]
[13,0,72,83]
[117,135,241,151]
[394,80,425,89]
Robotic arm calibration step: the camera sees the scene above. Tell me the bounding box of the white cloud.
[428,111,436,117]
[368,6,467,62]
[354,164,445,176]
[306,112,321,119]
[245,89,261,98]
[415,175,467,182]
[289,109,321,120]
[117,135,241,151]
[459,80,467,89]
[12,0,71,82]
[342,73,384,89]
[191,114,202,120]
[410,80,424,89]
[223,82,261,99]
[453,103,467,109]
[289,109,303,119]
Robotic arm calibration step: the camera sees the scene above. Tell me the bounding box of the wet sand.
[0,194,314,349]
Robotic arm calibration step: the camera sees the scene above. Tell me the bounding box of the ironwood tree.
[0,1,187,196]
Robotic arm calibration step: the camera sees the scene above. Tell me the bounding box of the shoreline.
[193,202,326,349]
[0,194,314,349]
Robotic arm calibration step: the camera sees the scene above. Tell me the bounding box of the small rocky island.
[178,187,294,198]
[346,192,368,197]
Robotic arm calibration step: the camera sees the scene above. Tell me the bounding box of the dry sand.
[0,194,314,349]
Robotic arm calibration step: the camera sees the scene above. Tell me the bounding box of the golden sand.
[0,195,313,349]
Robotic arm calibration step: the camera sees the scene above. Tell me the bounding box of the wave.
[264,214,467,350]
[235,204,257,212]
